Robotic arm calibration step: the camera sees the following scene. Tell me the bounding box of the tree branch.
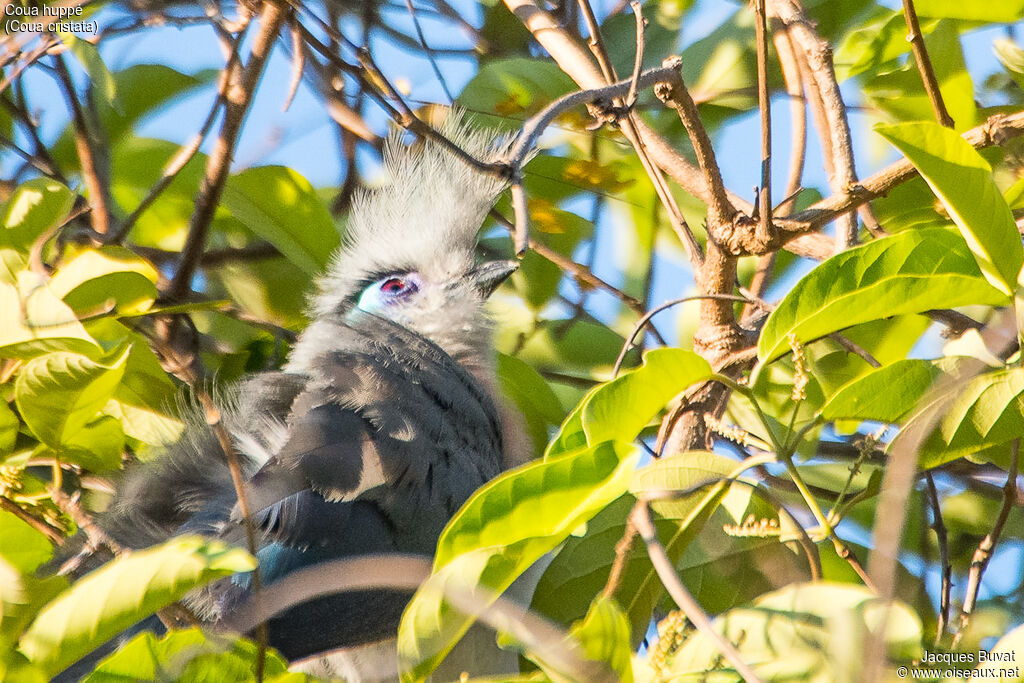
[168,2,288,300]
[902,0,954,128]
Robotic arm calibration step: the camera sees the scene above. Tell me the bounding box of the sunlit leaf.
[83,628,294,683]
[820,359,941,423]
[658,582,922,680]
[567,596,633,683]
[0,400,17,460]
[221,166,339,276]
[0,511,52,574]
[399,441,639,681]
[14,347,130,468]
[0,179,75,253]
[904,367,1024,468]
[877,122,1022,294]
[546,348,713,458]
[49,246,159,316]
[0,274,100,359]
[914,0,1024,21]
[19,537,255,677]
[758,228,1007,363]
[865,22,977,130]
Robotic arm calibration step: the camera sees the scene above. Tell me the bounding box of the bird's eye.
[356,273,420,313]
[380,277,410,295]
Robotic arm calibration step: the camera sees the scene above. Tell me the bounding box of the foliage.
[1,0,1024,681]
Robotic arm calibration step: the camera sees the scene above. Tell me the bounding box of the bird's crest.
[311,113,510,318]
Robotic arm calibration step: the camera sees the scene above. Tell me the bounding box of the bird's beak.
[469,259,518,297]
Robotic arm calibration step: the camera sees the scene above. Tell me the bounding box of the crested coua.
[93,115,528,678]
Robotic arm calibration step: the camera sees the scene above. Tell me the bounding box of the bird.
[87,113,530,679]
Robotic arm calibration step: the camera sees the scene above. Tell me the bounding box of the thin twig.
[109,72,230,244]
[282,16,304,113]
[601,516,637,600]
[403,0,454,104]
[652,57,735,230]
[953,440,1019,646]
[902,0,954,128]
[0,496,64,544]
[576,0,618,84]
[773,30,807,214]
[489,208,665,340]
[625,2,645,108]
[502,64,690,257]
[53,53,113,237]
[613,294,762,377]
[632,500,766,683]
[0,38,60,97]
[143,329,269,679]
[827,333,880,368]
[753,0,773,234]
[506,66,682,170]
[294,14,498,175]
[168,2,287,300]
[0,92,67,184]
[767,0,859,251]
[567,2,704,269]
[924,473,951,644]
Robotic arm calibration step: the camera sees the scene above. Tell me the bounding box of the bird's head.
[289,113,516,369]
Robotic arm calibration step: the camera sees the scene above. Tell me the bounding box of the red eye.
[380,277,407,294]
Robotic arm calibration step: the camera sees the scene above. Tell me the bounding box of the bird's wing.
[234,320,504,554]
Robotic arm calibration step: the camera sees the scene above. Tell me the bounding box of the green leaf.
[982,623,1024,677]
[583,349,712,445]
[57,415,126,472]
[398,441,639,681]
[0,400,17,460]
[86,320,182,448]
[913,0,1024,21]
[865,22,977,130]
[59,34,118,110]
[678,9,757,111]
[19,536,255,677]
[83,628,292,683]
[0,274,100,359]
[995,38,1024,91]
[109,137,208,250]
[14,347,130,456]
[834,11,927,81]
[757,228,1007,363]
[658,582,922,680]
[907,367,1024,468]
[105,65,213,143]
[546,348,713,458]
[221,166,339,276]
[623,453,736,636]
[820,359,942,423]
[533,452,813,648]
[568,596,633,683]
[0,648,47,683]
[0,511,52,574]
[497,353,565,457]
[876,122,1022,295]
[458,58,576,125]
[210,257,311,330]
[0,179,75,253]
[49,246,159,316]
[532,453,739,642]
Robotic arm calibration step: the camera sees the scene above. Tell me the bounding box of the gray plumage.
[95,114,527,674]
